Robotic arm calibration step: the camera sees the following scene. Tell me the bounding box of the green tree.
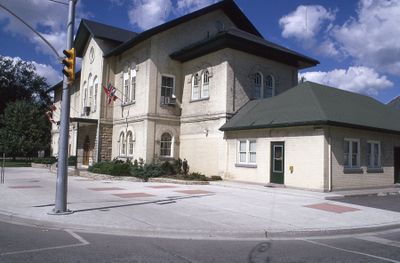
[0,55,51,115]
[0,100,51,158]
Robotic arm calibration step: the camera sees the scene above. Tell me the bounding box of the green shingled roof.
[220,81,400,134]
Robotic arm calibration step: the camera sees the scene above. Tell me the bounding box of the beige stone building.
[49,0,400,191]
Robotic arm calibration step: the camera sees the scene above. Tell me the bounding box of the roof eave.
[220,120,400,135]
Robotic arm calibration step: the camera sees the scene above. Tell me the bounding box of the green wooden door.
[270,142,284,184]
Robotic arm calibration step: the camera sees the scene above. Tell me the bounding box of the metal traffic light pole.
[50,0,76,215]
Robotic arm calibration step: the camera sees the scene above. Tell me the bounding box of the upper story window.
[264,75,275,98]
[88,74,93,107]
[344,139,360,168]
[161,75,176,105]
[82,81,87,115]
[254,72,262,99]
[160,132,172,157]
[192,73,200,100]
[131,67,136,102]
[253,72,275,99]
[191,70,211,101]
[123,69,130,104]
[93,76,98,112]
[367,141,381,168]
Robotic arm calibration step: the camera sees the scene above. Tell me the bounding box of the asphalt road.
[336,195,400,212]
[1,220,400,263]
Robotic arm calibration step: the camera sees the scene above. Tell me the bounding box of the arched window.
[88,74,93,108]
[127,131,134,156]
[201,70,210,98]
[130,66,136,102]
[123,68,130,104]
[254,72,262,99]
[192,73,200,100]
[264,75,275,98]
[119,132,126,156]
[82,81,87,115]
[160,132,172,157]
[93,76,98,112]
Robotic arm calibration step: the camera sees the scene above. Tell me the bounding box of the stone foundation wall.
[99,123,113,162]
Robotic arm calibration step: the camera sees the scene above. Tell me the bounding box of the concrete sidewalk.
[0,168,399,240]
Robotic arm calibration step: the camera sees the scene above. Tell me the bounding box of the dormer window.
[254,72,275,99]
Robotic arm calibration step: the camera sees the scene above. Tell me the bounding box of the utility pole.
[50,0,76,215]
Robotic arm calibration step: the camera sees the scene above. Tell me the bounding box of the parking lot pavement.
[334,195,400,213]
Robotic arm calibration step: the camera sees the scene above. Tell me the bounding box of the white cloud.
[279,5,335,41]
[5,56,61,86]
[176,0,218,14]
[128,0,172,30]
[0,0,90,58]
[299,66,393,95]
[331,0,400,75]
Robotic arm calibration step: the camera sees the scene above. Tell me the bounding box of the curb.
[325,190,400,200]
[1,210,400,241]
[148,177,209,185]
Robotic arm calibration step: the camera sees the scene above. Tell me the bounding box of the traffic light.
[62,48,75,82]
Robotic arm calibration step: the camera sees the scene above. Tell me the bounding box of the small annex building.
[220,81,400,191]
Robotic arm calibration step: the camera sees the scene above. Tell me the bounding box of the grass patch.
[3,161,31,167]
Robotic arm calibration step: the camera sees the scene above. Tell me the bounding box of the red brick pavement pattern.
[113,192,156,198]
[9,185,42,189]
[88,187,126,191]
[304,202,360,213]
[175,190,214,195]
[146,185,179,189]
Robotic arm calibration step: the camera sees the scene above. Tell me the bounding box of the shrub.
[68,156,77,166]
[160,161,174,175]
[32,156,57,164]
[182,158,189,175]
[172,158,182,174]
[88,160,132,176]
[183,172,207,181]
[131,163,163,181]
[209,175,223,181]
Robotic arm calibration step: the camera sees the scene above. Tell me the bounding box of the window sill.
[367,167,384,173]
[190,97,210,103]
[159,156,175,161]
[122,101,136,107]
[343,167,363,174]
[235,163,257,168]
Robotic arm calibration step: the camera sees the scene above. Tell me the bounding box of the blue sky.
[0,0,399,103]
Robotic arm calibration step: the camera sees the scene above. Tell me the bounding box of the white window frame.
[367,140,381,168]
[237,139,257,165]
[160,74,175,105]
[119,132,126,156]
[127,131,134,156]
[123,69,130,104]
[254,72,263,99]
[130,66,136,102]
[160,132,173,157]
[81,81,87,115]
[93,76,98,112]
[191,73,200,100]
[344,138,360,168]
[88,74,93,108]
[264,75,275,98]
[201,70,210,99]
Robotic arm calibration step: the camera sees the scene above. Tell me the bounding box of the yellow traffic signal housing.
[62,48,75,82]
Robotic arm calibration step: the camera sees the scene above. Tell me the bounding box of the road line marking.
[0,230,89,256]
[302,239,400,263]
[356,236,400,248]
[65,229,90,245]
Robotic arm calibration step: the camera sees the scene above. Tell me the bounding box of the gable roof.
[220,81,400,134]
[104,0,262,58]
[170,28,318,69]
[75,19,138,57]
[388,96,400,110]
